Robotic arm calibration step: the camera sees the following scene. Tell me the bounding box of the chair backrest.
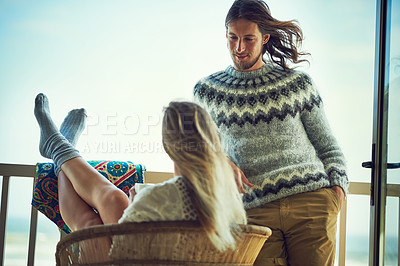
[56,220,271,265]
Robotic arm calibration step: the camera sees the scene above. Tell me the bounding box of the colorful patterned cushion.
[31,160,145,233]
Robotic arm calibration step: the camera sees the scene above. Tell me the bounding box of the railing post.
[338,199,348,266]
[0,176,10,266]
[27,179,38,266]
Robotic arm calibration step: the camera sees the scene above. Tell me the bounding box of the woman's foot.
[60,108,87,147]
[34,93,81,174]
[34,93,59,158]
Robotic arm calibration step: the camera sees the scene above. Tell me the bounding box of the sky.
[0,0,378,176]
[0,0,399,258]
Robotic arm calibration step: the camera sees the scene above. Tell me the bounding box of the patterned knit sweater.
[194,64,349,210]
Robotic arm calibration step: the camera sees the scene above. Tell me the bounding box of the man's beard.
[232,51,263,71]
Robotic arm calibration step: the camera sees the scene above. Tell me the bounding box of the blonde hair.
[162,101,247,251]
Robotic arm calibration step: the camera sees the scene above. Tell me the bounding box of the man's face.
[226,18,270,72]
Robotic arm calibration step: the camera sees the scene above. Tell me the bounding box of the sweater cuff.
[329,171,349,196]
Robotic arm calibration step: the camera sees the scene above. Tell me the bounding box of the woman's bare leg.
[34,93,128,225]
[60,158,129,224]
[59,171,112,263]
[58,171,103,231]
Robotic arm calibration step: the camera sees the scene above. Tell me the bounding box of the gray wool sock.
[34,93,80,175]
[34,93,58,154]
[60,108,87,147]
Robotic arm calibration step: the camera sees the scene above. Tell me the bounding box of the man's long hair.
[225,0,310,71]
[162,101,247,251]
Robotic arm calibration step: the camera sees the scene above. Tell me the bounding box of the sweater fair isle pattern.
[194,64,349,210]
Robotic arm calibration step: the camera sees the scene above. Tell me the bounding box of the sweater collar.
[225,64,275,79]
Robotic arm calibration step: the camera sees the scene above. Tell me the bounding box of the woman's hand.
[227,158,254,193]
[128,185,137,204]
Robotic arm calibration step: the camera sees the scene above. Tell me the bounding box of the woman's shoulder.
[152,176,184,191]
[137,176,197,218]
[119,176,196,223]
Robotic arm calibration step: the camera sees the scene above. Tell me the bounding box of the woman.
[34,93,246,251]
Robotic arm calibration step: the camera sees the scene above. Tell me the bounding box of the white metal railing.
[339,181,400,266]
[1,163,399,265]
[0,163,173,266]
[0,163,37,266]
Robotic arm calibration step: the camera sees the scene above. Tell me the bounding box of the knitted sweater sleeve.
[300,74,349,194]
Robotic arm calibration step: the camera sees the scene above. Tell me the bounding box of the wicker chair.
[56,221,271,266]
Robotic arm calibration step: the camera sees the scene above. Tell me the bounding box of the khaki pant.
[247,188,340,266]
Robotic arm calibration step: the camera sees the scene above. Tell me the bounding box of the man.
[193,0,348,265]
